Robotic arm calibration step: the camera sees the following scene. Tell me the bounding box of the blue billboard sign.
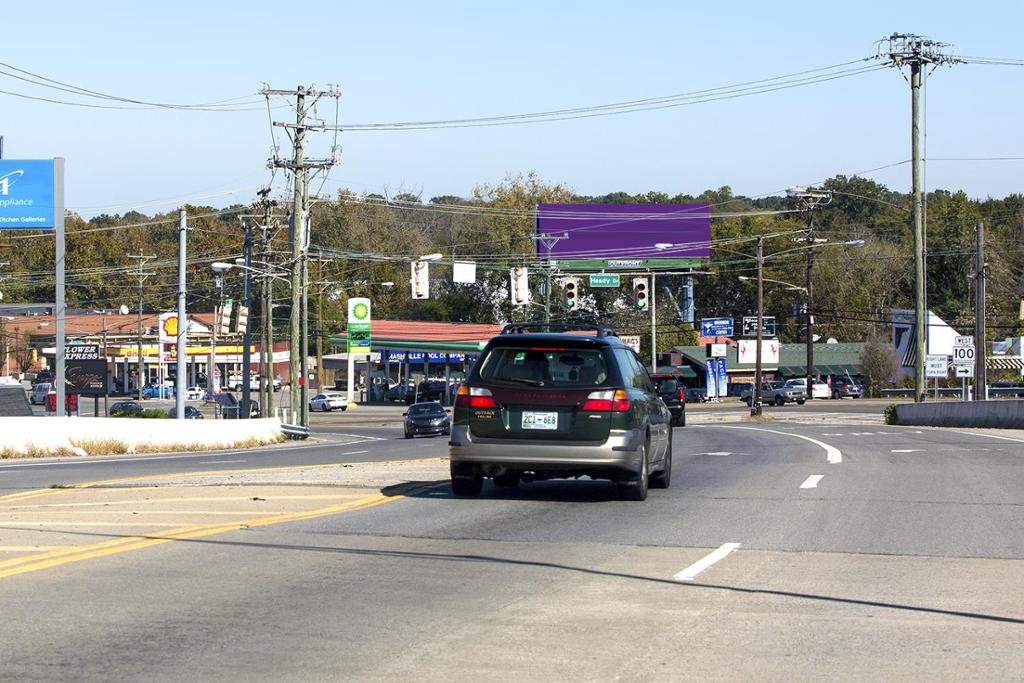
[700,317,734,337]
[0,160,55,229]
[384,350,474,363]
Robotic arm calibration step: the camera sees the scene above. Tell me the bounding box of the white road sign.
[952,345,975,365]
[954,364,974,378]
[619,335,641,353]
[925,354,948,378]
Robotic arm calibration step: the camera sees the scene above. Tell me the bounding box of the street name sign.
[588,273,620,288]
[700,317,734,337]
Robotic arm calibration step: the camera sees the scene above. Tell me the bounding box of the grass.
[2,433,286,458]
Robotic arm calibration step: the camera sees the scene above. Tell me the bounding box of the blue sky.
[2,1,1021,218]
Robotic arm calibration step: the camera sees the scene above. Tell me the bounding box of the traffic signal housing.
[411,261,429,300]
[219,299,234,335]
[632,278,648,310]
[562,277,579,311]
[510,266,530,306]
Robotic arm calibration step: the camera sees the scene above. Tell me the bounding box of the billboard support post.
[54,158,65,417]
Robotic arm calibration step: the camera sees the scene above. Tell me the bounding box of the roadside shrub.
[112,409,170,419]
[883,403,898,425]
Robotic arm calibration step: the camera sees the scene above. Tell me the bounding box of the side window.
[613,349,637,389]
[629,352,655,392]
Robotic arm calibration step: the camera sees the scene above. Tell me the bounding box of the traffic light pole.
[649,272,657,372]
[537,232,567,323]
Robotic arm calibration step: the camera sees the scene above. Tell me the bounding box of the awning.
[654,366,697,378]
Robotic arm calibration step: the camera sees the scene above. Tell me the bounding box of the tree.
[859,337,900,398]
[14,331,36,374]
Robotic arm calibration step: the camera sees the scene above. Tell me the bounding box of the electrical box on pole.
[562,277,579,311]
[510,266,530,306]
[632,277,648,310]
[411,261,430,300]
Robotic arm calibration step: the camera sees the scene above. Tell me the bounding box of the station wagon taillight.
[581,389,630,412]
[455,385,497,409]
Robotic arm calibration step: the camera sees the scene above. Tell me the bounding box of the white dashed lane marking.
[673,543,741,582]
[799,474,824,489]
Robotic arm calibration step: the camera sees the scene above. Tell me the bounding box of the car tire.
[744,396,752,407]
[774,395,785,407]
[492,471,520,488]
[450,463,482,497]
[442,427,451,436]
[797,398,806,405]
[832,390,841,400]
[618,439,649,501]
[650,432,672,489]
[404,429,412,439]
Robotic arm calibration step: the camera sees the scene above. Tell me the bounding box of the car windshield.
[409,404,444,416]
[478,346,609,387]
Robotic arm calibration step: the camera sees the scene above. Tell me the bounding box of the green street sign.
[589,273,621,288]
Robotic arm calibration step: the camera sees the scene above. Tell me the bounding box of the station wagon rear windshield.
[478,346,610,387]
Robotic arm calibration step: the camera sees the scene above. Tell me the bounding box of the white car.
[786,379,830,399]
[309,393,347,412]
[185,386,205,401]
[29,383,52,405]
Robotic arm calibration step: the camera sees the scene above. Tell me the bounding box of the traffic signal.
[234,305,249,334]
[411,261,429,299]
[562,277,579,310]
[510,266,530,306]
[632,278,648,310]
[219,299,234,335]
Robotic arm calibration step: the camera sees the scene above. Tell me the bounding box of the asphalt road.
[1,413,1022,679]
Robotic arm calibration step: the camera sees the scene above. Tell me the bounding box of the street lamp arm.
[739,275,807,292]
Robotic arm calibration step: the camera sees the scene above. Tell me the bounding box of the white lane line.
[950,431,1024,444]
[200,459,247,464]
[890,449,921,453]
[674,543,741,582]
[800,474,824,489]
[340,450,368,456]
[330,432,387,441]
[694,425,843,464]
[821,432,844,436]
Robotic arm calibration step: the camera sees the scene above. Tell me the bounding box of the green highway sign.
[589,273,621,288]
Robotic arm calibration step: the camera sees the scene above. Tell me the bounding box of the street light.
[419,253,443,262]
[738,275,807,293]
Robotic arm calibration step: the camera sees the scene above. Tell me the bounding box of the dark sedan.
[403,402,451,438]
[166,406,205,419]
[109,400,143,417]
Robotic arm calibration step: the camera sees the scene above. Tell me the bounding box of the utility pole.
[974,221,987,400]
[240,218,253,418]
[786,187,831,399]
[263,84,340,425]
[752,237,764,417]
[127,250,156,403]
[537,232,567,323]
[878,33,959,402]
[175,209,187,419]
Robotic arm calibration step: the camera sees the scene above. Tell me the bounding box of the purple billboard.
[536,204,711,265]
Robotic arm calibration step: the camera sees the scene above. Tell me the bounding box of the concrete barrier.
[0,417,285,457]
[894,400,1024,429]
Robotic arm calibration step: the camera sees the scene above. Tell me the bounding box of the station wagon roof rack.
[499,321,618,338]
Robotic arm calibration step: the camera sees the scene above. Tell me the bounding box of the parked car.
[29,382,52,405]
[403,401,451,438]
[387,382,415,402]
[727,382,753,398]
[229,374,282,392]
[405,380,448,404]
[141,384,174,399]
[449,322,674,500]
[685,387,709,403]
[166,406,204,419]
[109,400,144,416]
[786,379,830,399]
[740,380,807,406]
[650,373,686,426]
[309,392,348,412]
[33,370,54,385]
[830,377,863,399]
[184,386,205,400]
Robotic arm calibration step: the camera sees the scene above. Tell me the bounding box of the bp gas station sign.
[347,297,372,353]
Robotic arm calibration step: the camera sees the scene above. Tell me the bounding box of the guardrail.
[881,386,1024,399]
[280,423,310,440]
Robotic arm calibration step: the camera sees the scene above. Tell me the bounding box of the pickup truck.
[741,380,807,407]
[230,375,281,392]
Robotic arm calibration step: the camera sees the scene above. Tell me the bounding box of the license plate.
[521,411,558,430]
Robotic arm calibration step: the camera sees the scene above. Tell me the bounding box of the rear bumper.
[448,425,645,475]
